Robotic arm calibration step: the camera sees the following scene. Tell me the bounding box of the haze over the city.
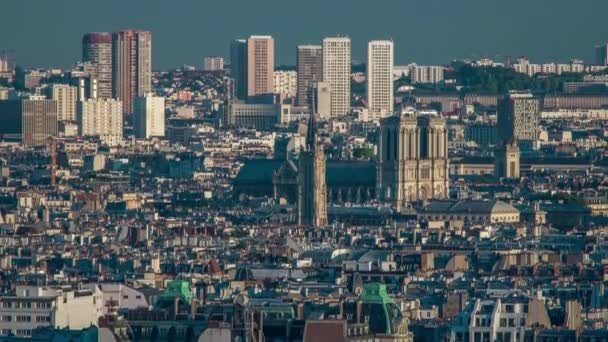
[2,0,608,68]
[2,1,608,341]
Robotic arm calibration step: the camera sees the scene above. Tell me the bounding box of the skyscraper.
[497,91,540,147]
[367,40,394,121]
[0,49,16,72]
[296,45,323,108]
[323,37,351,117]
[46,84,78,122]
[82,33,112,99]
[134,93,165,139]
[230,39,247,100]
[595,43,608,66]
[297,102,327,227]
[247,35,274,98]
[112,30,152,114]
[377,112,449,208]
[22,99,58,147]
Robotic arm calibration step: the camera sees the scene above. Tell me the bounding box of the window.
[16,315,31,322]
[505,304,514,313]
[136,295,142,300]
[37,302,51,309]
[508,318,515,327]
[500,318,507,327]
[0,329,10,336]
[15,329,31,337]
[122,295,129,299]
[36,316,50,323]
[1,315,11,322]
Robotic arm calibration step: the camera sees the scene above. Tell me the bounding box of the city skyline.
[1,2,608,341]
[2,0,608,69]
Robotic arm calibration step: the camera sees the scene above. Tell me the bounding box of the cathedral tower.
[377,111,449,208]
[297,97,328,227]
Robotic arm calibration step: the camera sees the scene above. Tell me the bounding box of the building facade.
[297,109,328,227]
[411,65,444,84]
[497,91,540,147]
[596,44,608,66]
[315,82,331,119]
[112,30,152,114]
[323,37,351,117]
[22,99,58,147]
[226,102,280,131]
[82,32,113,99]
[367,40,394,121]
[247,36,274,98]
[134,93,165,139]
[0,285,102,338]
[296,45,323,108]
[203,56,224,71]
[273,70,297,98]
[377,112,449,208]
[78,98,123,145]
[465,123,497,148]
[45,84,77,122]
[0,49,16,72]
[230,39,248,100]
[494,140,520,179]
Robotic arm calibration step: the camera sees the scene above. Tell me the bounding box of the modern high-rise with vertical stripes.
[247,35,275,98]
[82,32,113,99]
[22,100,58,147]
[112,30,152,114]
[230,39,248,100]
[323,37,351,117]
[367,40,394,121]
[296,45,323,108]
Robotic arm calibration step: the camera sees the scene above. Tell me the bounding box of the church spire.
[306,84,317,151]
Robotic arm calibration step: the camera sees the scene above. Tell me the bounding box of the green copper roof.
[159,280,193,304]
[361,283,402,336]
[361,283,393,305]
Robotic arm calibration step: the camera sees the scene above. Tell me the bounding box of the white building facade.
[0,285,102,338]
[323,37,351,117]
[273,70,297,98]
[134,93,166,139]
[411,65,444,84]
[77,98,123,145]
[46,84,78,122]
[203,56,224,71]
[367,40,394,121]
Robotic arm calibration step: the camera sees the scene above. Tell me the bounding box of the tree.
[353,147,374,160]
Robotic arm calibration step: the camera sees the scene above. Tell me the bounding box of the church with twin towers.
[232,36,451,227]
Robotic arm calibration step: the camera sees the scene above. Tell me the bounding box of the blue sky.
[1,0,606,69]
